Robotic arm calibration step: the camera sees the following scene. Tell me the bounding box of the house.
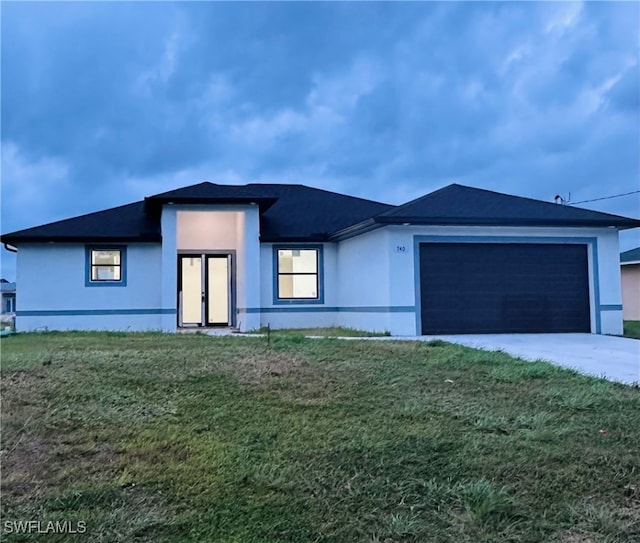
[1,279,16,315]
[1,182,638,335]
[620,247,640,321]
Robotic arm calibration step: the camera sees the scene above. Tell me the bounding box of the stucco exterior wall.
[255,225,623,336]
[385,225,622,335]
[336,228,405,334]
[255,230,412,335]
[621,264,640,320]
[197,223,624,336]
[16,242,164,331]
[237,206,261,331]
[256,242,340,330]
[12,219,624,336]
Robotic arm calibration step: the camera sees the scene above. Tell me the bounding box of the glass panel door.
[180,256,203,325]
[206,256,230,325]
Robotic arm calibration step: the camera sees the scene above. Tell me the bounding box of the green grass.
[623,320,640,339]
[1,332,639,542]
[252,326,390,337]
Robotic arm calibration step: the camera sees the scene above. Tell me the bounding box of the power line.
[571,190,640,205]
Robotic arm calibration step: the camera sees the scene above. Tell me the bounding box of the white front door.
[178,254,232,327]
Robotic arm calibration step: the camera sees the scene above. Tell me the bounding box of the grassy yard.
[252,326,390,337]
[1,333,639,543]
[623,321,640,340]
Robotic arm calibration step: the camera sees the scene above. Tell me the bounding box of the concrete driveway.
[420,333,640,385]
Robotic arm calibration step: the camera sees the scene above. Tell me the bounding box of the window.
[91,250,122,281]
[274,246,323,302]
[3,297,15,313]
[85,246,127,286]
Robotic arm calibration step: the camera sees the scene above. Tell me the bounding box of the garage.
[419,242,591,334]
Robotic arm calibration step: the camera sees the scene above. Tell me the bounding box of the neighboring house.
[1,280,16,315]
[1,182,638,335]
[620,247,640,321]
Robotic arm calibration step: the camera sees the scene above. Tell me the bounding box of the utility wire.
[571,190,640,205]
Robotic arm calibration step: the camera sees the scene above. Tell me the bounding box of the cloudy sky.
[1,1,639,280]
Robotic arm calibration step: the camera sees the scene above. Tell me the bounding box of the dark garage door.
[419,243,591,334]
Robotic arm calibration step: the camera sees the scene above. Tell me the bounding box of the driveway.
[420,333,640,385]
[260,331,639,385]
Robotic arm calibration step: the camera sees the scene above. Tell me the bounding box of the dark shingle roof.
[621,247,640,264]
[1,182,392,244]
[1,202,161,243]
[257,184,393,241]
[144,182,280,214]
[374,184,639,227]
[145,182,393,241]
[0,282,15,292]
[148,183,269,200]
[2,182,638,245]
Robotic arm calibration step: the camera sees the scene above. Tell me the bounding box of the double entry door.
[178,254,232,327]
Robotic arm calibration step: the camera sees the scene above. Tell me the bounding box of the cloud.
[1,142,71,230]
[545,1,584,35]
[1,0,639,275]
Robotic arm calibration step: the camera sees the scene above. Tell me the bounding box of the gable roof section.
[331,184,640,239]
[621,247,640,265]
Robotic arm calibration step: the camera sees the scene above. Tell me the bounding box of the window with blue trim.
[275,248,321,301]
[86,246,127,286]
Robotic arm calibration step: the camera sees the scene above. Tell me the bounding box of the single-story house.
[620,247,640,321]
[1,279,16,315]
[1,182,638,335]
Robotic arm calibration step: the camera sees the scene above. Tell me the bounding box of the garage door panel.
[419,243,590,334]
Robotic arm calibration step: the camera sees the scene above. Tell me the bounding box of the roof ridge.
[383,183,638,221]
[452,184,638,220]
[375,183,456,217]
[298,184,393,207]
[244,182,394,207]
[147,180,393,208]
[146,180,220,199]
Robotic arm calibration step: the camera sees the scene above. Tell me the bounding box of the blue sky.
[1,1,639,280]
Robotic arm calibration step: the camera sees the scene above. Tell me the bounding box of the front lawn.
[623,320,640,339]
[253,326,390,337]
[1,333,639,542]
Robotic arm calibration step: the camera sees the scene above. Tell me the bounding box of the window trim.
[272,244,324,304]
[85,245,127,287]
[3,296,15,313]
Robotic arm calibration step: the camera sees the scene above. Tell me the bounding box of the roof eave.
[328,218,381,241]
[1,235,162,244]
[261,233,332,243]
[373,216,640,228]
[144,196,279,214]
